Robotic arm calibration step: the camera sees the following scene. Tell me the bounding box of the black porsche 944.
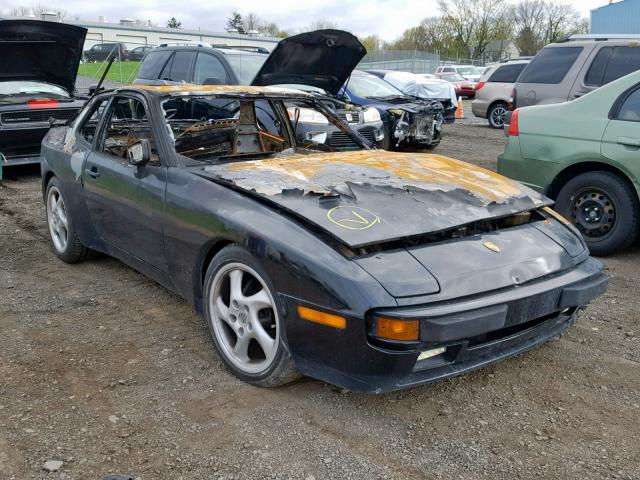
[40,84,607,393]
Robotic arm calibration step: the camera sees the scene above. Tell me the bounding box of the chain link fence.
[358,50,441,74]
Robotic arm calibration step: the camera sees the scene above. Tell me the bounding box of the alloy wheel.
[490,105,507,128]
[208,263,279,374]
[47,186,69,253]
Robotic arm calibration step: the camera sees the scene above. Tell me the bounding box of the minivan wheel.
[203,245,301,387]
[488,102,508,129]
[555,171,639,255]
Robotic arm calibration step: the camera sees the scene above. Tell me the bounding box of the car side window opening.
[617,88,640,122]
[519,47,583,84]
[194,53,228,85]
[586,46,640,87]
[138,50,173,80]
[101,97,160,163]
[161,96,289,161]
[78,98,109,144]
[488,64,526,83]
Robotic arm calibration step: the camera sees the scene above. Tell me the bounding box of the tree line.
[361,0,588,59]
[222,1,587,59]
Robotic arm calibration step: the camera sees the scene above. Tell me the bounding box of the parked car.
[365,70,457,124]
[436,73,476,98]
[472,59,530,128]
[435,64,482,82]
[134,31,386,149]
[0,19,87,167]
[127,45,153,61]
[498,69,640,255]
[40,83,606,392]
[340,70,444,149]
[83,42,128,62]
[511,34,640,110]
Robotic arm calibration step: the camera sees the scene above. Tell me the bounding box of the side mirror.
[127,139,151,167]
[203,77,222,85]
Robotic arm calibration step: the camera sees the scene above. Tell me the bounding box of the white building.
[3,13,280,51]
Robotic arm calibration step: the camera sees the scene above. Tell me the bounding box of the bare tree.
[243,12,261,32]
[512,0,547,55]
[438,0,512,59]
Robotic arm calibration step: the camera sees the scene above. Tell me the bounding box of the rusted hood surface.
[198,150,550,248]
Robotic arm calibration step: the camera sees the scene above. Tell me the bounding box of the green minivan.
[498,70,640,255]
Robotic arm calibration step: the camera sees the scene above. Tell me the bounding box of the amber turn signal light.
[298,306,346,330]
[376,317,420,341]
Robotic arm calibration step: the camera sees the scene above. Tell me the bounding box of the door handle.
[85,166,100,178]
[617,136,640,148]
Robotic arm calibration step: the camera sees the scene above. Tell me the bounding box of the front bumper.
[285,258,606,393]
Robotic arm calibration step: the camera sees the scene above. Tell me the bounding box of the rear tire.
[487,102,508,129]
[45,177,91,263]
[203,245,301,387]
[555,171,639,255]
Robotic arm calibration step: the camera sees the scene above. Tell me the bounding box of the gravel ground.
[1,107,639,479]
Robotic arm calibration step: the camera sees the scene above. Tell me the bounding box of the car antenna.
[90,49,117,98]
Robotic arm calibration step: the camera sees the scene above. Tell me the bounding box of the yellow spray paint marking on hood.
[224,150,525,203]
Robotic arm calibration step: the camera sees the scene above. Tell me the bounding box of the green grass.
[77,61,141,84]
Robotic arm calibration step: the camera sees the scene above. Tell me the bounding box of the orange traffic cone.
[455,97,465,120]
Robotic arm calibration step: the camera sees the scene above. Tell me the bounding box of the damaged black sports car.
[0,19,86,166]
[41,84,607,393]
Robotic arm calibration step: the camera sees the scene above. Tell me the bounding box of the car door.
[602,85,640,177]
[82,94,169,275]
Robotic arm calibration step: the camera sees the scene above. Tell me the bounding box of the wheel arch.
[42,170,56,201]
[547,161,639,201]
[488,99,508,112]
[193,238,235,314]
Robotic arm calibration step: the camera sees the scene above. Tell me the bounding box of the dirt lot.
[1,117,639,480]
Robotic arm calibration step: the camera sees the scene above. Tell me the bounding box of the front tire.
[46,178,90,263]
[555,171,639,255]
[203,245,301,387]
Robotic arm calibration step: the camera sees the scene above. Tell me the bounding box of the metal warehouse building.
[1,14,280,50]
[591,0,640,34]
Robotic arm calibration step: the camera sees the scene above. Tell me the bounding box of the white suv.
[435,65,483,82]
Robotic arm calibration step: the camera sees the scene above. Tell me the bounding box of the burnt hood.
[0,20,87,93]
[197,150,552,249]
[251,29,366,95]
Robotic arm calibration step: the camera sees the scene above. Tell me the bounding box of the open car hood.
[251,29,366,95]
[0,20,87,93]
[197,151,551,249]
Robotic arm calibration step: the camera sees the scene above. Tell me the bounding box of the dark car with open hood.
[0,20,87,167]
[340,70,445,149]
[40,84,607,393]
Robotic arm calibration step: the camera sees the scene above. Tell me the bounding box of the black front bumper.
[286,258,607,393]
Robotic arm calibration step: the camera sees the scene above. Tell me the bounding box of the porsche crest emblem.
[483,241,501,253]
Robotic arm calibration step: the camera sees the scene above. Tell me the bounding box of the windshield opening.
[161,95,365,164]
[348,73,405,99]
[224,53,268,85]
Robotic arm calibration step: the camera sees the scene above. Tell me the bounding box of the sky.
[2,0,613,41]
